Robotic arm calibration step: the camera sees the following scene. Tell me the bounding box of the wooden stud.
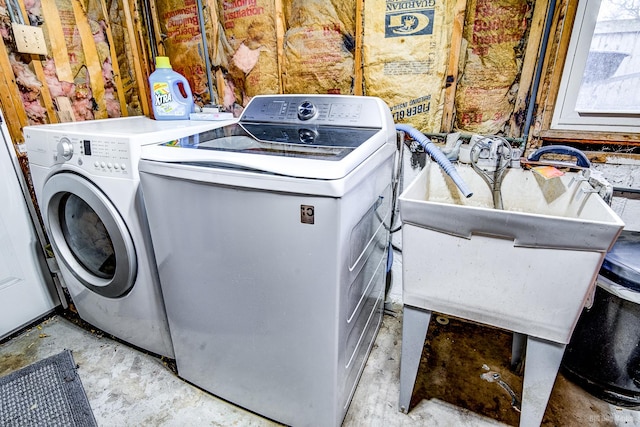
[539,129,640,145]
[122,0,150,115]
[29,60,58,123]
[54,96,76,122]
[532,0,575,149]
[354,0,364,95]
[129,2,152,79]
[0,70,27,143]
[40,0,73,83]
[16,0,57,124]
[441,0,467,133]
[205,0,218,62]
[274,0,285,94]
[540,0,578,130]
[0,36,28,141]
[588,152,640,164]
[0,66,24,124]
[72,0,108,119]
[132,2,153,102]
[508,0,549,139]
[100,0,129,117]
[203,0,223,104]
[215,69,225,106]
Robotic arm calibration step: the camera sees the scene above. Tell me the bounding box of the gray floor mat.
[0,349,96,426]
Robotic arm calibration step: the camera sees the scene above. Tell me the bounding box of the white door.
[0,118,58,339]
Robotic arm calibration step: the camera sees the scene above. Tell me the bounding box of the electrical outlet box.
[12,23,47,56]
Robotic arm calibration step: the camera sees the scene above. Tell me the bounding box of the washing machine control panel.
[240,95,383,128]
[48,133,134,176]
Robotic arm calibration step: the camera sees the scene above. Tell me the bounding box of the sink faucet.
[569,168,591,187]
[470,136,512,210]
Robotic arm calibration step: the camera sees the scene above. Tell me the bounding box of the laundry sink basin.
[399,161,625,343]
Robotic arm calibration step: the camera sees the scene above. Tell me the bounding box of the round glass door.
[60,193,116,279]
[43,173,136,298]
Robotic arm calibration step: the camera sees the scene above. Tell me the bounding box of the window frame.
[551,0,640,134]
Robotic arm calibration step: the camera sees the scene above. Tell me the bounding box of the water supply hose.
[396,124,473,198]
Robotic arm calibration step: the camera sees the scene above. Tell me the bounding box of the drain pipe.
[521,0,557,150]
[396,124,473,198]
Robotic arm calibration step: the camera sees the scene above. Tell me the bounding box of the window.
[552,0,640,133]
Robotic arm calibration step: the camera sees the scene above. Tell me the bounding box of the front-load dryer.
[24,116,236,358]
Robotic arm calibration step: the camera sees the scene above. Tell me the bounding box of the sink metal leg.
[399,305,431,414]
[520,336,566,427]
[511,332,527,369]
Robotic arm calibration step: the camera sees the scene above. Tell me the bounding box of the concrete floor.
[1,299,639,427]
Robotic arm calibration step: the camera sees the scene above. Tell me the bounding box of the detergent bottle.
[149,56,194,120]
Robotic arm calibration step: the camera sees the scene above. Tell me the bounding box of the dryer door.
[42,173,136,298]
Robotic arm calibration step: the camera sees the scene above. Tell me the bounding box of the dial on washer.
[297,101,317,121]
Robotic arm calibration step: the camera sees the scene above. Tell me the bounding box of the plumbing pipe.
[141,0,158,59]
[396,124,473,198]
[422,132,524,147]
[522,0,557,149]
[196,0,216,105]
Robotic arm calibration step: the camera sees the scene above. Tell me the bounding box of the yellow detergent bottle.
[149,56,194,120]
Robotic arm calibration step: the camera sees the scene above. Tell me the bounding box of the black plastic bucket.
[562,231,640,408]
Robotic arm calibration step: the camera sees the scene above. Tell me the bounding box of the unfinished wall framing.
[143,0,541,136]
[0,0,635,161]
[0,0,561,143]
[187,0,637,154]
[146,0,363,112]
[0,0,151,147]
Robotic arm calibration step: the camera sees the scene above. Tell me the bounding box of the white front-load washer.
[24,116,236,358]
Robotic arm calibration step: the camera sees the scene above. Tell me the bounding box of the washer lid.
[141,122,390,180]
[600,230,640,291]
[140,94,396,180]
[166,123,378,159]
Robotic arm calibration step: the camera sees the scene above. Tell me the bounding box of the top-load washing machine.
[138,95,397,426]
[24,116,236,358]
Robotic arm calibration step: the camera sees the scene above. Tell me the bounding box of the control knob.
[57,137,73,160]
[297,101,317,121]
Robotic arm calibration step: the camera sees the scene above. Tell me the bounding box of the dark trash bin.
[562,230,640,408]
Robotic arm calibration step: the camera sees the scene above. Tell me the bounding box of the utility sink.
[397,160,624,427]
[399,161,624,342]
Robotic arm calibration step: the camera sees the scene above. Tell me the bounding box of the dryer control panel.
[24,116,238,179]
[66,134,134,176]
[25,130,135,178]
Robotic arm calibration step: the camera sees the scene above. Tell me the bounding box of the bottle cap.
[155,56,172,69]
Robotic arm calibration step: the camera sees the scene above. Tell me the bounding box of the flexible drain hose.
[396,124,473,198]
